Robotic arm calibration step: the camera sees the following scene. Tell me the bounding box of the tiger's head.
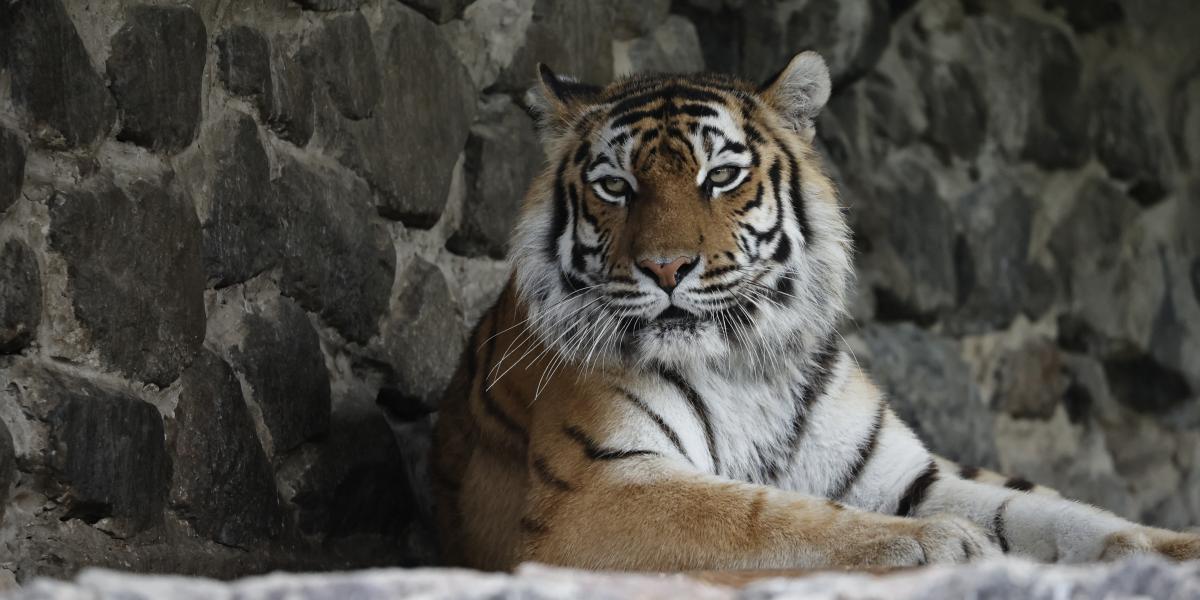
[510,52,852,374]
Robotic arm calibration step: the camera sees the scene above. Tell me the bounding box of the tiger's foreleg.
[520,426,999,571]
[913,468,1200,562]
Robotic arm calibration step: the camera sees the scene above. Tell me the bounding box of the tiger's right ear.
[525,63,600,137]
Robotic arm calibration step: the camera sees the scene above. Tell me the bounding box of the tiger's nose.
[636,256,697,291]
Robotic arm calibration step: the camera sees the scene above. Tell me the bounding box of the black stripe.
[959,465,981,480]
[432,464,462,492]
[1004,477,1035,492]
[774,140,810,244]
[545,157,570,263]
[993,498,1012,553]
[572,141,591,165]
[563,425,657,461]
[532,456,573,492]
[519,516,549,535]
[830,403,886,499]
[618,387,691,464]
[895,461,939,517]
[760,336,842,482]
[658,368,721,474]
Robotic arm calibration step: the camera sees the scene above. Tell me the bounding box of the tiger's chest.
[616,367,808,485]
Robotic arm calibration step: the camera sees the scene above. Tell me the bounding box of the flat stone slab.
[5,556,1200,599]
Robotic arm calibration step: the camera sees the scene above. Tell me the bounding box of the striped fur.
[432,52,1200,571]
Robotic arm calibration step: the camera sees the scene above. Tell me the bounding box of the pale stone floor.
[3,556,1200,599]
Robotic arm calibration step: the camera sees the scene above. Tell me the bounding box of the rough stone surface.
[216,26,271,100]
[2,0,1200,586]
[315,13,381,120]
[0,240,41,354]
[225,295,331,455]
[0,0,116,149]
[380,258,466,406]
[498,0,615,89]
[317,5,476,226]
[856,155,957,321]
[923,62,985,159]
[19,555,1200,600]
[273,154,396,343]
[857,323,998,469]
[47,178,205,386]
[1090,68,1172,204]
[107,6,208,152]
[398,0,471,23]
[0,416,14,522]
[615,15,706,75]
[950,178,1038,333]
[612,0,672,40]
[448,95,543,258]
[965,15,1090,169]
[188,113,277,288]
[0,128,25,214]
[172,351,284,548]
[15,366,172,534]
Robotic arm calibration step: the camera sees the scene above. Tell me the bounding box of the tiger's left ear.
[758,51,832,143]
[525,64,601,139]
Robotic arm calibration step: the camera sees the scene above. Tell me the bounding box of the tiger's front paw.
[854,515,1001,567]
[1102,527,1200,562]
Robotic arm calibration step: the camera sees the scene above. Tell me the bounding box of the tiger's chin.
[629,318,728,367]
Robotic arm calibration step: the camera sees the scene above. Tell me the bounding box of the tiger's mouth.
[645,305,703,332]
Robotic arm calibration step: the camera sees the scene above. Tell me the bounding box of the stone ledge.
[5,556,1199,599]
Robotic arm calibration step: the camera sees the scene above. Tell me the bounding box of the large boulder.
[0,0,115,149]
[107,6,207,153]
[47,177,205,386]
[0,240,41,354]
[172,351,284,547]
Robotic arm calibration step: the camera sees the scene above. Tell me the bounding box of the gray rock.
[0,240,41,354]
[0,416,14,522]
[39,369,170,533]
[966,15,1090,169]
[856,155,957,321]
[107,6,207,153]
[992,338,1065,419]
[1043,0,1124,33]
[172,350,284,548]
[1192,259,1200,304]
[448,95,543,259]
[47,178,205,386]
[291,0,366,9]
[285,407,421,553]
[498,0,615,90]
[617,15,706,75]
[0,127,25,214]
[949,178,1037,333]
[612,0,672,40]
[858,323,999,469]
[226,295,331,454]
[1048,178,1139,299]
[0,0,116,149]
[216,26,271,100]
[1171,76,1200,167]
[273,154,396,343]
[262,46,316,146]
[314,13,381,120]
[380,258,466,406]
[397,0,472,23]
[923,62,986,159]
[217,27,314,146]
[192,113,278,288]
[1090,68,1172,204]
[784,0,891,87]
[317,4,476,227]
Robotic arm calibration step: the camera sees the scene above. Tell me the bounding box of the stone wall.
[0,0,1197,587]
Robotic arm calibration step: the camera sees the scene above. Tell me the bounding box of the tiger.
[431,51,1200,572]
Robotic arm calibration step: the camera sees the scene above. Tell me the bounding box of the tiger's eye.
[707,167,737,186]
[601,177,630,196]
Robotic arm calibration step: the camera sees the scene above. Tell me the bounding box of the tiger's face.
[511,52,852,373]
